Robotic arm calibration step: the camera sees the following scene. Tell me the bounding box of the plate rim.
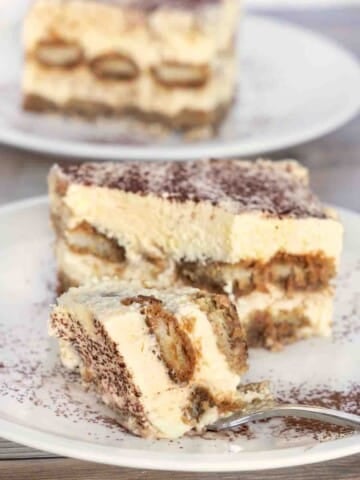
[0,14,359,161]
[0,196,359,472]
[0,415,359,472]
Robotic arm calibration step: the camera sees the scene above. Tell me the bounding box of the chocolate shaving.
[58,159,329,218]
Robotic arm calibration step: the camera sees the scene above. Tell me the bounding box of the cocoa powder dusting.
[58,159,328,218]
[275,385,359,440]
[95,0,219,13]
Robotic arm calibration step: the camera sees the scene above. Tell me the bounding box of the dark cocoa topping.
[91,0,220,13]
[49,310,150,435]
[139,0,219,10]
[277,386,359,439]
[58,159,329,218]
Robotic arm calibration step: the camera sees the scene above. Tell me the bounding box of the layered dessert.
[23,0,239,130]
[49,281,270,439]
[49,159,343,350]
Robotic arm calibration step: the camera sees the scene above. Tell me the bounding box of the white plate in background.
[0,197,359,471]
[0,15,359,160]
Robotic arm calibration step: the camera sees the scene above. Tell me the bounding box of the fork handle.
[208,404,360,431]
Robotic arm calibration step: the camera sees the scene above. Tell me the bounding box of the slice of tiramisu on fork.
[50,281,270,438]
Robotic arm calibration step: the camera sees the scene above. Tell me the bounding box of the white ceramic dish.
[0,197,359,471]
[0,14,359,160]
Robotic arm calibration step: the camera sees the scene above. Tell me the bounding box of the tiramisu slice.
[49,159,343,350]
[23,0,239,130]
[49,281,269,439]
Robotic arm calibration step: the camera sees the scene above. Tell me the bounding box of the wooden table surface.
[0,6,359,479]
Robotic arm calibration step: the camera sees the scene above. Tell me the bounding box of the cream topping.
[54,281,244,438]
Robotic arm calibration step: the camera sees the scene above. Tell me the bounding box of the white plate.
[0,196,359,471]
[0,14,359,160]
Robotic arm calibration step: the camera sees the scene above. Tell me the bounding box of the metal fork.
[208,403,360,431]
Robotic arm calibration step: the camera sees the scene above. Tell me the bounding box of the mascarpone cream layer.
[59,184,343,265]
[235,285,334,338]
[52,282,243,438]
[23,57,236,115]
[24,0,240,66]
